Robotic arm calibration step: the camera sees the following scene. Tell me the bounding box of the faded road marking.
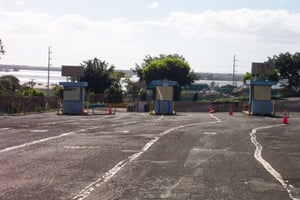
[72,114,221,200]
[250,124,299,200]
[193,148,227,153]
[0,126,100,154]
[30,129,49,133]
[0,128,10,131]
[209,114,222,123]
[64,146,101,149]
[72,126,183,200]
[203,132,217,135]
[0,131,75,154]
[0,117,156,154]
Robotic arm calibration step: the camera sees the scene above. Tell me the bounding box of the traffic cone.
[108,108,112,115]
[229,110,233,116]
[282,114,288,124]
[209,108,216,113]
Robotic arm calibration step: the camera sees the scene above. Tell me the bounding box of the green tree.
[242,72,254,85]
[104,70,125,103]
[268,52,300,93]
[52,85,63,98]
[81,58,116,94]
[104,84,123,103]
[242,69,279,85]
[136,54,199,87]
[0,75,21,95]
[134,54,200,101]
[123,77,145,101]
[81,58,125,102]
[21,88,46,97]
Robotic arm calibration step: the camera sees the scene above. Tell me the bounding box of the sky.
[1,0,300,73]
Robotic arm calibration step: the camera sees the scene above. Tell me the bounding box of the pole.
[232,55,237,87]
[47,46,52,97]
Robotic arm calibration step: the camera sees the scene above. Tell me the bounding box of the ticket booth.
[59,65,87,115]
[246,63,276,115]
[246,80,276,115]
[59,82,88,115]
[149,80,178,115]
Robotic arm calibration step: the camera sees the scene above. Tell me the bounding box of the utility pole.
[0,39,5,59]
[232,55,237,87]
[47,46,52,97]
[29,79,35,88]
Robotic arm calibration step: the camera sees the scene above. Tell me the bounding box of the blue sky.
[1,0,300,73]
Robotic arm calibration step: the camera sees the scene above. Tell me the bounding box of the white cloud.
[168,9,300,43]
[147,1,159,9]
[0,9,144,68]
[1,8,300,73]
[16,0,25,5]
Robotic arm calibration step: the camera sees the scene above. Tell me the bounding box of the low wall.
[0,95,59,114]
[274,99,300,113]
[175,101,243,112]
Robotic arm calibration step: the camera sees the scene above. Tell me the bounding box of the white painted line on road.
[203,132,217,135]
[250,124,299,200]
[209,114,222,123]
[111,121,139,127]
[72,126,182,200]
[30,130,49,133]
[114,130,130,133]
[0,128,10,131]
[40,116,108,126]
[157,116,164,121]
[182,114,221,129]
[0,131,76,154]
[72,114,221,200]
[64,146,101,149]
[0,126,101,154]
[193,148,226,153]
[0,117,157,154]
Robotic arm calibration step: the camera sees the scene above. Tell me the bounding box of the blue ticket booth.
[246,62,276,116]
[59,82,88,115]
[148,80,178,115]
[246,80,276,115]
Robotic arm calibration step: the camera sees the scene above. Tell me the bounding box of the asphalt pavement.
[0,111,299,200]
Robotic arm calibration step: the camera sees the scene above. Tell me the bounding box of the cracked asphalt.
[0,111,299,200]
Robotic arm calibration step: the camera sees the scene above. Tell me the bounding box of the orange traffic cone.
[282,114,288,124]
[108,108,112,115]
[229,110,233,116]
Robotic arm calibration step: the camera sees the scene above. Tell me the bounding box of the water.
[0,69,66,86]
[127,75,243,87]
[0,70,243,88]
[196,80,243,87]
